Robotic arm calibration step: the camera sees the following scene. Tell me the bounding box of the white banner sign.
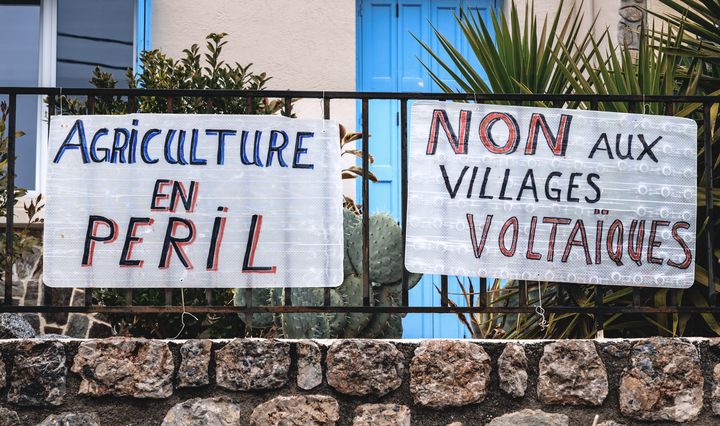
[45,114,343,288]
[406,101,697,288]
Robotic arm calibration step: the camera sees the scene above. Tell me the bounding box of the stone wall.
[0,337,719,425]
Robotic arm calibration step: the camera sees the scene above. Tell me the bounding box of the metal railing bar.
[126,96,136,114]
[440,275,449,307]
[1,87,720,103]
[3,304,719,315]
[84,289,93,307]
[42,95,55,307]
[323,97,332,307]
[244,287,253,335]
[703,103,716,305]
[400,99,409,307]
[518,280,527,306]
[361,99,370,307]
[594,285,604,333]
[3,94,16,305]
[479,277,487,308]
[280,96,293,307]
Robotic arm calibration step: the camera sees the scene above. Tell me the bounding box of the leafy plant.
[422,2,720,338]
[78,33,294,338]
[651,0,720,82]
[0,102,43,266]
[56,33,292,116]
[416,0,597,106]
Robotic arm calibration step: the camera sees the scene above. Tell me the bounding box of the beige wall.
[510,0,671,46]
[151,0,358,193]
[149,0,675,199]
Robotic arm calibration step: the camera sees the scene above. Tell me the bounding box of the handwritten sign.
[405,101,697,288]
[44,114,343,288]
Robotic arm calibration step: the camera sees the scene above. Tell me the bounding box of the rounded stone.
[353,404,410,426]
[713,363,720,416]
[0,313,36,339]
[619,337,703,422]
[71,338,174,398]
[8,340,66,406]
[215,339,290,391]
[326,340,404,396]
[537,340,608,406]
[0,407,21,426]
[409,340,491,409]
[498,343,528,398]
[177,340,212,388]
[36,412,100,426]
[250,395,340,426]
[162,397,242,426]
[297,340,322,390]
[0,357,5,389]
[487,409,569,426]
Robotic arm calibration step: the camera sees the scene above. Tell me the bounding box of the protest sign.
[44,114,343,288]
[405,101,697,288]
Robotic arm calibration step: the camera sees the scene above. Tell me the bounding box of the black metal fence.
[0,88,718,336]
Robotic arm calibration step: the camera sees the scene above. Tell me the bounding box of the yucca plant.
[423,3,720,338]
[416,0,597,106]
[651,0,720,73]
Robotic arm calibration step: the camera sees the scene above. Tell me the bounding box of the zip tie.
[535,283,549,330]
[172,288,199,339]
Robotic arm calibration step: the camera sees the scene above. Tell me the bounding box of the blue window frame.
[0,0,151,192]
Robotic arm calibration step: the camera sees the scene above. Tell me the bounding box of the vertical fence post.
[282,96,293,307]
[400,98,409,306]
[244,287,253,337]
[43,94,55,307]
[440,275,449,307]
[323,97,332,307]
[361,98,370,306]
[588,99,605,336]
[4,94,16,305]
[124,92,137,310]
[704,103,716,305]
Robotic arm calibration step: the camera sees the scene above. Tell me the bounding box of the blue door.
[357,0,498,337]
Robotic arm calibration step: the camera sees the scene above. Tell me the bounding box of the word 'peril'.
[81,179,275,273]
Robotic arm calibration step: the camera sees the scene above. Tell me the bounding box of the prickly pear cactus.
[343,208,361,276]
[232,288,275,328]
[347,213,404,284]
[280,288,331,339]
[234,207,423,339]
[337,274,373,337]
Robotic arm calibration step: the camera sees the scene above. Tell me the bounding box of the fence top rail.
[1,87,720,103]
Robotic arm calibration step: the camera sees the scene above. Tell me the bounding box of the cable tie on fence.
[642,92,651,115]
[172,288,199,340]
[535,283,549,330]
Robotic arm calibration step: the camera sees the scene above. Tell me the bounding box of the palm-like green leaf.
[416,0,596,106]
[652,0,720,65]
